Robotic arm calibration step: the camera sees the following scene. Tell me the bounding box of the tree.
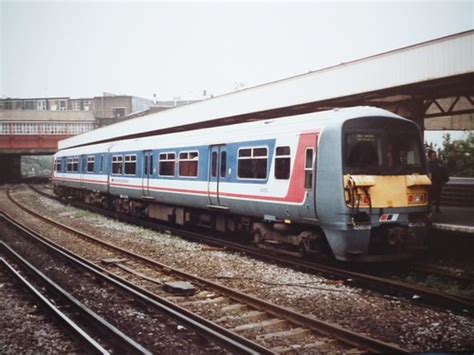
[438,133,474,177]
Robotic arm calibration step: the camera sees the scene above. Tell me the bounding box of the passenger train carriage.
[53,107,431,262]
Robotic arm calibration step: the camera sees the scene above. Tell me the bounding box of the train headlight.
[407,193,426,205]
[355,194,371,207]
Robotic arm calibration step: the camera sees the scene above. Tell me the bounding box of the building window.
[237,147,268,179]
[37,100,47,110]
[159,152,175,176]
[124,154,137,175]
[71,101,81,111]
[87,156,95,173]
[112,155,123,174]
[113,108,126,118]
[49,100,58,111]
[304,148,314,189]
[59,100,67,111]
[24,101,35,110]
[179,151,199,177]
[275,146,291,180]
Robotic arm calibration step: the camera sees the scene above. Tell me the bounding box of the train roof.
[55,107,406,157]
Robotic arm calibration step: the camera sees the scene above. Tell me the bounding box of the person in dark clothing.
[427,150,449,212]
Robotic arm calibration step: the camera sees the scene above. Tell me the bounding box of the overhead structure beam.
[58,30,473,150]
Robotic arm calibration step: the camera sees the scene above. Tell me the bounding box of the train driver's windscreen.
[343,117,425,175]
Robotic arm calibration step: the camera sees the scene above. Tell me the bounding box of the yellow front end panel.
[344,174,431,209]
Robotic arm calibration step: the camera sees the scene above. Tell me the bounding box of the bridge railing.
[0,122,95,135]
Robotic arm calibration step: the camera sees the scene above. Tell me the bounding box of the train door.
[300,133,319,220]
[80,154,87,188]
[141,150,153,197]
[208,145,228,209]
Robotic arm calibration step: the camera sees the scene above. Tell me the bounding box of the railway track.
[33,184,474,293]
[0,212,269,354]
[409,263,474,284]
[0,257,105,354]
[365,262,474,301]
[0,248,144,354]
[27,184,474,314]
[3,185,408,353]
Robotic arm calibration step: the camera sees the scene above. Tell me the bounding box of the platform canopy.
[59,30,473,150]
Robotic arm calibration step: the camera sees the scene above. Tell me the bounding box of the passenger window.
[238,147,268,179]
[275,146,290,180]
[304,148,313,189]
[87,156,95,173]
[211,152,217,177]
[144,154,154,176]
[144,155,149,175]
[179,151,199,177]
[124,155,137,175]
[66,158,73,172]
[72,157,79,172]
[112,155,123,175]
[220,151,227,178]
[54,159,62,172]
[159,152,175,176]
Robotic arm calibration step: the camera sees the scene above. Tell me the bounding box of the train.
[52,106,431,262]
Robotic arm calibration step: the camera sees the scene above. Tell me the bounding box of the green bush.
[438,133,474,177]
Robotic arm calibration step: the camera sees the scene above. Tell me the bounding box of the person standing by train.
[427,149,449,213]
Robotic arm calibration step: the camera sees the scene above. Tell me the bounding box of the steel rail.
[28,184,474,314]
[0,242,151,354]
[0,240,151,355]
[13,187,408,353]
[410,263,474,283]
[168,228,474,314]
[0,210,271,355]
[0,257,109,355]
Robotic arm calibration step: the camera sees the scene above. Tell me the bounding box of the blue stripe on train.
[57,138,277,185]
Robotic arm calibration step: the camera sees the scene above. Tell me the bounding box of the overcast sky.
[1,1,473,100]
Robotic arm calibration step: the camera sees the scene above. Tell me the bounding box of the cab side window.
[275,146,290,180]
[304,148,314,189]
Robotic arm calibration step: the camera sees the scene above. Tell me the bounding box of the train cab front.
[328,117,431,262]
